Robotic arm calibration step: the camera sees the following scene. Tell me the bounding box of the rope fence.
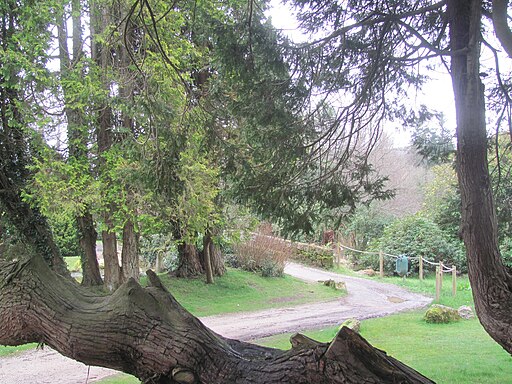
[336,243,457,299]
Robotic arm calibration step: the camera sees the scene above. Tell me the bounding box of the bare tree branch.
[492,0,512,57]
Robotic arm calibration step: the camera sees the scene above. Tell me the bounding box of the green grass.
[256,310,512,384]
[95,374,140,384]
[140,268,343,317]
[0,343,37,357]
[333,265,474,308]
[64,256,81,272]
[373,273,474,307]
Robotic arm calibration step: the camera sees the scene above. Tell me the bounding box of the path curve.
[202,262,432,340]
[0,262,431,383]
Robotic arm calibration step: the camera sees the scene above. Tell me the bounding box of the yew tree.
[2,0,512,383]
[283,0,512,353]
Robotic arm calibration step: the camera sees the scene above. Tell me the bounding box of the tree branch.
[0,255,434,383]
[492,0,512,57]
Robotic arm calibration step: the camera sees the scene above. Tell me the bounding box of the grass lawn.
[64,256,81,272]
[256,310,512,384]
[254,272,512,384]
[0,344,37,357]
[139,268,343,317]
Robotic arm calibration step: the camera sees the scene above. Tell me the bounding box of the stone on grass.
[424,304,461,324]
[457,305,474,319]
[322,279,346,291]
[358,268,376,277]
[339,318,361,333]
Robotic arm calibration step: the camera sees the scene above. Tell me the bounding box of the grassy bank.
[256,310,512,384]
[254,271,512,384]
[140,268,343,317]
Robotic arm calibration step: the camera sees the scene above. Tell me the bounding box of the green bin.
[395,255,408,276]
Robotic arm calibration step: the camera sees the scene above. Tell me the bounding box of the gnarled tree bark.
[449,0,512,354]
[0,255,433,384]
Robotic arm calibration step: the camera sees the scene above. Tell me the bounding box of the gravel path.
[0,262,432,383]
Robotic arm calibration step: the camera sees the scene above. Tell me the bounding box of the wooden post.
[155,251,163,274]
[435,266,441,301]
[439,261,443,291]
[419,255,423,280]
[379,251,384,278]
[452,265,457,297]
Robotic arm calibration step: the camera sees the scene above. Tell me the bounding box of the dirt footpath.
[0,262,431,383]
[202,262,432,340]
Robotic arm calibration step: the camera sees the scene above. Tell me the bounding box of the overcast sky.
[266,0,456,148]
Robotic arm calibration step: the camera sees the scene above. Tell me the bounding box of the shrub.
[49,215,81,257]
[294,247,334,268]
[360,214,466,274]
[499,237,512,269]
[424,304,461,324]
[231,233,293,277]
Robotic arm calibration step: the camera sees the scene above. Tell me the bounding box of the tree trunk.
[0,172,68,276]
[0,255,433,384]
[0,7,67,276]
[449,0,512,353]
[202,230,225,278]
[175,243,204,277]
[203,232,214,284]
[102,223,122,292]
[121,219,140,282]
[57,0,102,287]
[77,214,103,286]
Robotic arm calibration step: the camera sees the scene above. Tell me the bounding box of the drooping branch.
[492,0,512,58]
[0,255,434,383]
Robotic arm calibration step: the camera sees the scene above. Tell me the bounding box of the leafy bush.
[499,237,512,269]
[49,215,81,257]
[424,304,461,324]
[294,247,333,268]
[341,205,394,250]
[361,214,466,274]
[231,234,293,277]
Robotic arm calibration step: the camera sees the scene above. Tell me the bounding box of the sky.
[266,0,457,148]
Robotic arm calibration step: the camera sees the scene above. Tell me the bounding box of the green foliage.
[424,304,461,324]
[174,130,221,244]
[295,248,334,269]
[341,204,394,251]
[422,163,460,238]
[139,234,178,271]
[365,215,465,272]
[49,215,80,257]
[411,113,455,166]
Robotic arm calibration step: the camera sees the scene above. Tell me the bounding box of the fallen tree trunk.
[0,256,433,383]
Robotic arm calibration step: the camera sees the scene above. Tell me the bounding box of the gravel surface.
[0,262,432,383]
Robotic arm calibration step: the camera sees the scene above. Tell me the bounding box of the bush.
[424,304,461,324]
[294,247,333,268]
[360,214,466,274]
[231,233,293,277]
[499,237,512,269]
[49,215,81,257]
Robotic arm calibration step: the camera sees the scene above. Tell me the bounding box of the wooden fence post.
[452,265,457,297]
[156,251,163,274]
[419,255,423,280]
[435,266,441,301]
[439,261,444,291]
[379,251,384,278]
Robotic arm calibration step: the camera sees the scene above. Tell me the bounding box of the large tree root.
[0,256,433,383]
